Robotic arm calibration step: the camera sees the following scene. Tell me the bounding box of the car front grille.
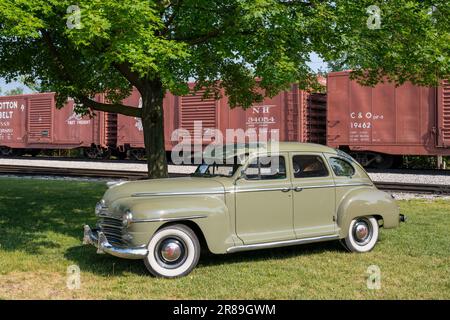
[97,216,127,247]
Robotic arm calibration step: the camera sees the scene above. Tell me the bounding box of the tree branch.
[112,61,146,92]
[78,96,141,117]
[41,30,141,117]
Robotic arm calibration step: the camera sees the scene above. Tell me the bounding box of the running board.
[227,234,340,253]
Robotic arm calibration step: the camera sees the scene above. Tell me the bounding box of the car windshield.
[191,163,241,177]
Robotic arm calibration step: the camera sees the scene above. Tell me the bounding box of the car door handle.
[281,187,291,192]
[294,187,303,192]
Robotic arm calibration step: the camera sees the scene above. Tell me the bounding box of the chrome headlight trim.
[95,200,107,216]
[122,211,133,227]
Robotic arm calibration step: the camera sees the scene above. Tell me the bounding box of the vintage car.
[83,142,405,278]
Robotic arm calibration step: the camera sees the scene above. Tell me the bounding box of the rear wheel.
[144,224,200,278]
[343,216,379,253]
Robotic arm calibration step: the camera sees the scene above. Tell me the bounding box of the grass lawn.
[0,177,449,299]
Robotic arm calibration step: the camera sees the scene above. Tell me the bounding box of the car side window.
[329,157,355,177]
[292,155,329,178]
[244,156,286,180]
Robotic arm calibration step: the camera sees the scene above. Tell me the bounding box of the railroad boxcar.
[116,85,327,160]
[0,92,115,158]
[327,71,450,168]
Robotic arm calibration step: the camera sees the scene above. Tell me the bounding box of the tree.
[0,0,448,178]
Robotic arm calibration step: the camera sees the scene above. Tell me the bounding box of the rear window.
[292,155,329,178]
[329,157,355,177]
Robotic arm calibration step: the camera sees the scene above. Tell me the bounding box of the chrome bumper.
[83,225,148,260]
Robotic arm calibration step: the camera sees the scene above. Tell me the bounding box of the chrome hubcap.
[355,224,368,240]
[159,239,183,263]
[353,219,372,245]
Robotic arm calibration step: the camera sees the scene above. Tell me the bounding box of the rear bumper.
[399,214,407,223]
[83,225,148,260]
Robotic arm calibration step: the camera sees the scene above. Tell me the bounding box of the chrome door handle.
[294,187,303,192]
[281,187,291,192]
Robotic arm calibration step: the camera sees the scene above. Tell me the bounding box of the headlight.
[122,211,133,227]
[95,200,106,216]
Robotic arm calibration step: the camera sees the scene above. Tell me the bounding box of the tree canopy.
[0,0,448,176]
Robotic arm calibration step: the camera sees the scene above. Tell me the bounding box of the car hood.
[103,177,226,204]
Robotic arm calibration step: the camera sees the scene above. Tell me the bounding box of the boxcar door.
[27,95,53,144]
[437,80,450,147]
[235,154,295,245]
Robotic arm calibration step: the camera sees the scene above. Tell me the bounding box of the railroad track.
[1,164,450,195]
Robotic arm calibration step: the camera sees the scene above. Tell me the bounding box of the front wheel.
[342,216,379,253]
[144,224,200,278]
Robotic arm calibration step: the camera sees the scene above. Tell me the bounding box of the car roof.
[267,142,338,154]
[199,142,338,161]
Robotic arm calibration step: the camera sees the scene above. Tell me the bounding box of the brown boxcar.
[116,85,327,159]
[327,71,450,168]
[0,92,114,157]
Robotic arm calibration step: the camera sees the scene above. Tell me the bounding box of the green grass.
[0,177,449,299]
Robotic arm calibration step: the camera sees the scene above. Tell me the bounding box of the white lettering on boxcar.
[0,101,18,110]
[349,111,385,143]
[66,107,91,125]
[134,97,144,131]
[0,111,14,119]
[247,105,276,126]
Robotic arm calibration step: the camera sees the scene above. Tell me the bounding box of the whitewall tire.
[144,224,200,278]
[343,216,379,253]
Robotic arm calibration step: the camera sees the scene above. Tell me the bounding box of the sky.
[0,77,33,94]
[0,53,328,95]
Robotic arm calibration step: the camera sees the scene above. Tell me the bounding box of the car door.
[325,155,367,213]
[290,153,336,238]
[235,153,295,244]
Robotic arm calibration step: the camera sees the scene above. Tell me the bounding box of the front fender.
[111,195,233,254]
[337,187,400,238]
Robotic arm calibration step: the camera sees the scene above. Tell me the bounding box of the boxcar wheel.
[83,147,111,160]
[128,149,146,161]
[371,155,394,169]
[0,147,18,157]
[344,216,379,253]
[144,224,200,278]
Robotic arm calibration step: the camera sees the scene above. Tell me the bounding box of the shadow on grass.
[0,178,105,254]
[64,240,345,277]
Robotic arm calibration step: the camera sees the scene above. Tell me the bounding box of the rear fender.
[337,187,400,238]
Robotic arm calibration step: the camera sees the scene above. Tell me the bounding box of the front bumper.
[83,225,148,260]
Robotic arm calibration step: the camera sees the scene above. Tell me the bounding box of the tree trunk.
[141,80,168,179]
